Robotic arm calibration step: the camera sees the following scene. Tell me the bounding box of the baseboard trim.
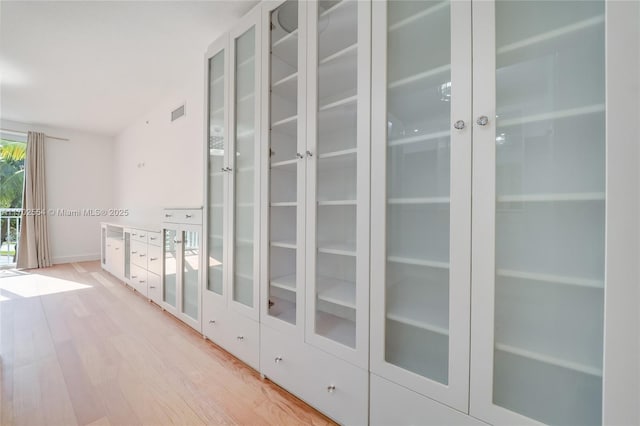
[52,253,101,265]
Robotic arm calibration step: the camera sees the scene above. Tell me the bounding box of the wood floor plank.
[0,262,335,426]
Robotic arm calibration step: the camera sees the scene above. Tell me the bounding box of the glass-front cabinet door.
[305,0,371,367]
[204,34,229,326]
[261,0,306,333]
[163,228,178,309]
[181,228,201,321]
[229,9,261,320]
[370,0,472,410]
[470,1,605,425]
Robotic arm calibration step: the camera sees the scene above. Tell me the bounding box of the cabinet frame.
[369,0,472,412]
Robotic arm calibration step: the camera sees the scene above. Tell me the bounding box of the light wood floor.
[0,261,335,426]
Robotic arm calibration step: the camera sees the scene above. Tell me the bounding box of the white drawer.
[203,304,228,348]
[223,310,260,371]
[130,241,147,269]
[370,374,486,426]
[130,264,148,297]
[261,325,308,399]
[130,229,148,244]
[147,231,162,246]
[147,272,161,304]
[305,346,368,426]
[147,244,162,275]
[163,208,202,225]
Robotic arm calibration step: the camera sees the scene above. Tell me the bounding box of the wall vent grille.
[171,104,185,122]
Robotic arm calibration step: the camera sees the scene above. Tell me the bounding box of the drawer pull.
[149,257,157,261]
[209,319,216,324]
[274,356,283,364]
[139,253,146,257]
[150,237,156,241]
[149,286,156,289]
[165,213,172,218]
[327,385,336,394]
[139,235,145,238]
[236,336,244,341]
[185,214,192,219]
[131,275,137,279]
[132,233,137,236]
[131,251,137,254]
[139,280,145,284]
[115,247,120,250]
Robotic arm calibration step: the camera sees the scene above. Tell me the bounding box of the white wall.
[0,119,114,264]
[112,71,204,229]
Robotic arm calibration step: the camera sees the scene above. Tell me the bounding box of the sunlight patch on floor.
[0,273,92,300]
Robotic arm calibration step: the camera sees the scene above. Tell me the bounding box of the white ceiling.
[0,0,257,136]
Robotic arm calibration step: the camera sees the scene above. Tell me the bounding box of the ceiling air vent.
[171,104,186,122]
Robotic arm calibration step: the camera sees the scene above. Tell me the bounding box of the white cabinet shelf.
[315,311,355,348]
[270,274,296,292]
[498,104,605,128]
[271,240,297,250]
[388,197,450,205]
[317,241,356,257]
[317,276,356,309]
[388,130,450,148]
[496,192,605,203]
[388,0,449,33]
[496,269,603,289]
[319,43,357,66]
[495,343,602,377]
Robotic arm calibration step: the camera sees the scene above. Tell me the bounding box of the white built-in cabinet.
[198,0,639,424]
[161,208,203,332]
[370,0,638,425]
[202,6,262,370]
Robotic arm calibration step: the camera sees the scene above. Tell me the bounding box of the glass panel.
[314,0,358,348]
[233,26,256,307]
[124,232,130,279]
[182,230,200,319]
[163,229,177,308]
[493,1,605,424]
[384,0,451,384]
[208,50,225,295]
[268,0,299,325]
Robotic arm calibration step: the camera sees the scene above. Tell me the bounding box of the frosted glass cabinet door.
[163,229,178,308]
[182,230,200,320]
[263,0,306,329]
[470,1,605,425]
[230,8,261,319]
[370,0,472,411]
[207,48,226,297]
[305,0,371,367]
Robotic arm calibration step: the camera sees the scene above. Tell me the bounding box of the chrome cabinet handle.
[139,280,145,283]
[296,152,304,159]
[139,235,145,238]
[165,213,172,218]
[150,237,156,241]
[454,120,465,130]
[131,251,137,254]
[327,385,336,394]
[139,253,146,257]
[131,275,137,279]
[306,150,313,157]
[221,167,226,172]
[132,233,137,236]
[476,116,489,126]
[236,336,244,341]
[227,167,233,172]
[209,319,216,324]
[149,257,157,261]
[274,356,283,363]
[149,286,156,289]
[115,247,120,250]
[185,214,192,218]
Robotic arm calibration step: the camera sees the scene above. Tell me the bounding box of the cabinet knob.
[274,356,283,363]
[139,280,145,284]
[131,251,137,254]
[209,319,216,324]
[296,152,304,159]
[150,237,156,241]
[139,253,146,257]
[227,167,233,172]
[132,233,137,236]
[150,257,157,261]
[115,247,119,250]
[165,213,172,218]
[132,275,137,279]
[327,385,336,394]
[140,235,145,238]
[453,120,465,130]
[150,286,156,289]
[236,336,244,341]
[476,116,489,126]
[221,167,226,172]
[185,214,192,219]
[306,150,313,157]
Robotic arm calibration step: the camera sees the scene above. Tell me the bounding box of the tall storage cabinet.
[370,0,639,425]
[202,6,262,370]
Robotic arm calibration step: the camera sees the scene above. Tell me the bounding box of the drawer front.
[305,347,368,426]
[261,325,308,399]
[130,264,148,297]
[130,229,148,244]
[163,209,202,225]
[223,310,259,370]
[147,272,161,304]
[147,231,162,247]
[147,244,162,275]
[130,241,148,269]
[370,374,485,426]
[203,304,228,348]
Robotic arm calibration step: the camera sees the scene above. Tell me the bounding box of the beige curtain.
[17,131,51,269]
